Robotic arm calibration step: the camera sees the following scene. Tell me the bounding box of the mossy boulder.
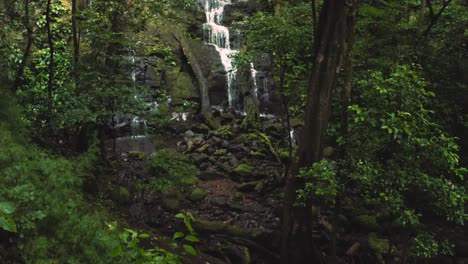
[128,150,145,159]
[181,176,199,185]
[162,198,181,212]
[234,164,254,176]
[172,72,199,104]
[190,188,208,201]
[230,134,250,145]
[214,149,227,156]
[193,123,210,134]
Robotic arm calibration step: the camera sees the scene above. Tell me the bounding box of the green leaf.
[184,235,200,243]
[0,202,16,215]
[175,213,185,219]
[173,232,184,240]
[183,244,197,256]
[0,216,16,232]
[111,245,122,257]
[138,233,151,239]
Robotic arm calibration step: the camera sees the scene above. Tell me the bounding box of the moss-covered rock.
[162,198,181,212]
[231,134,250,145]
[235,164,254,176]
[172,72,199,104]
[180,176,199,185]
[193,123,210,134]
[214,149,227,156]
[128,150,145,159]
[195,143,210,153]
[190,188,208,201]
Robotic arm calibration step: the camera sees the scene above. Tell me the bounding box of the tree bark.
[12,0,33,93]
[417,0,427,34]
[341,0,357,137]
[281,1,347,263]
[46,0,54,115]
[72,0,80,92]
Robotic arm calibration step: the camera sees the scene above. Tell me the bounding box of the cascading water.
[201,0,239,109]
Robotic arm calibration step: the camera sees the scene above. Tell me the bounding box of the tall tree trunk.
[281,1,347,263]
[417,0,427,34]
[341,0,357,137]
[46,0,54,116]
[72,0,80,92]
[12,0,33,93]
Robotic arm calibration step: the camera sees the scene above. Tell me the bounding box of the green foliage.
[0,120,122,263]
[238,4,312,115]
[106,222,181,263]
[146,149,198,192]
[0,201,17,232]
[413,233,453,259]
[296,160,338,207]
[336,65,467,258]
[174,212,199,256]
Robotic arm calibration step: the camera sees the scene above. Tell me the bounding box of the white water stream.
[201,0,239,109]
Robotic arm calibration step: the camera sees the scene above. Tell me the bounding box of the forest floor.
[104,128,284,263]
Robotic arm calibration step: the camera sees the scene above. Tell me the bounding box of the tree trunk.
[417,0,427,34]
[340,0,357,138]
[12,0,33,93]
[281,1,347,263]
[72,0,80,92]
[46,0,54,116]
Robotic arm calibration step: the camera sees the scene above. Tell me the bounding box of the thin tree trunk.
[417,0,427,34]
[423,0,453,36]
[281,1,347,263]
[341,0,357,137]
[46,0,54,116]
[12,0,33,93]
[72,0,80,92]
[311,0,317,37]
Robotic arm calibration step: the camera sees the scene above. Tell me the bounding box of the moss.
[368,232,390,263]
[231,134,250,144]
[234,192,243,201]
[172,72,199,103]
[146,149,198,192]
[190,188,208,201]
[194,123,210,134]
[162,198,181,212]
[235,164,254,175]
[128,150,145,159]
[322,146,334,158]
[257,132,280,162]
[213,125,233,139]
[195,143,210,153]
[180,176,198,185]
[117,186,131,205]
[250,151,265,158]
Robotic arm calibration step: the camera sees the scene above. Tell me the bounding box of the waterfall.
[250,63,258,103]
[201,0,239,109]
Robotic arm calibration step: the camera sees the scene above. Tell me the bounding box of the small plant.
[106,221,181,263]
[172,212,199,256]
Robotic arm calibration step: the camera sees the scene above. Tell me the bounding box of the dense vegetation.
[0,0,466,263]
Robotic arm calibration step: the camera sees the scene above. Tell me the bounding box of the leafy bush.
[0,123,120,263]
